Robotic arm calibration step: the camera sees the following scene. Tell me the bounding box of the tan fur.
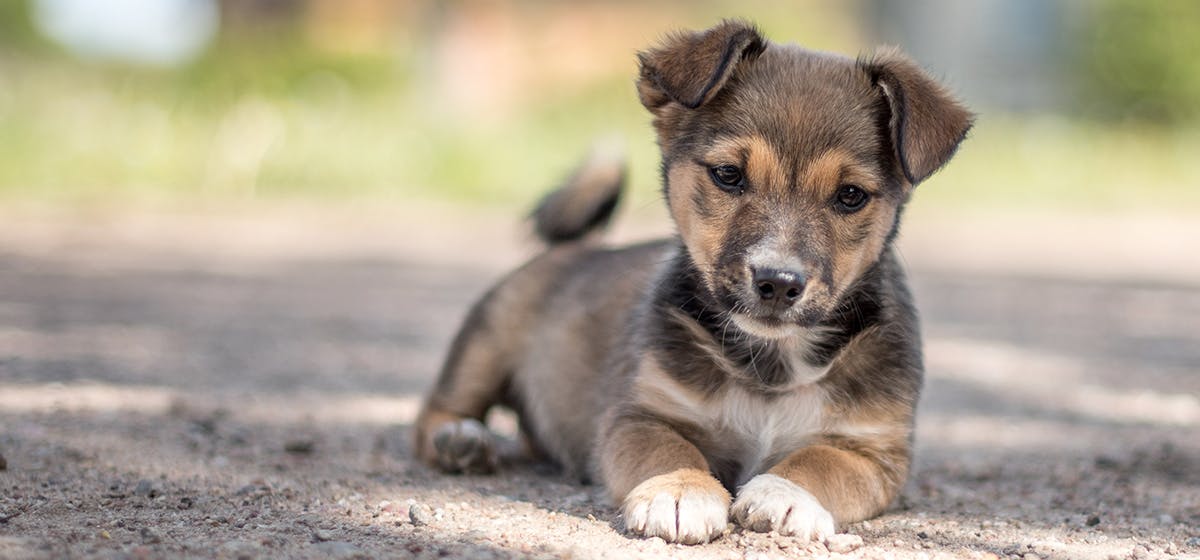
[621,468,730,509]
[744,136,790,192]
[768,444,894,523]
[797,148,882,197]
[666,165,712,272]
[416,19,972,545]
[768,383,915,522]
[598,410,722,501]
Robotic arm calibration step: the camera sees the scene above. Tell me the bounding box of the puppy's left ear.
[862,47,974,185]
[637,19,766,112]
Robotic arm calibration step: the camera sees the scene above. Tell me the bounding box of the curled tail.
[532,142,625,244]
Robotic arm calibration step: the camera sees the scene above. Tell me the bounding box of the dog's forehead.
[725,43,882,164]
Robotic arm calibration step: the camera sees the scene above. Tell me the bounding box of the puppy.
[415,20,972,545]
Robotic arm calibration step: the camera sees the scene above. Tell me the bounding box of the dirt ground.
[1,203,1198,560]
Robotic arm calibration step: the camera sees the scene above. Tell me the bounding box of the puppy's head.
[638,20,972,338]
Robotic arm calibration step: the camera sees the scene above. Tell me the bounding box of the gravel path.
[0,205,1197,559]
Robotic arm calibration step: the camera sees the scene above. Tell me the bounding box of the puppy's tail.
[531,140,625,244]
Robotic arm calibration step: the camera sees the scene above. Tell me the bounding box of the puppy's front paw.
[622,469,731,545]
[431,418,496,474]
[731,474,835,541]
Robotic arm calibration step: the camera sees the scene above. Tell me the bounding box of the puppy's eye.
[709,165,745,194]
[834,184,870,213]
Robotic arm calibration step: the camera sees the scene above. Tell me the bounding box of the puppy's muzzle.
[751,266,806,313]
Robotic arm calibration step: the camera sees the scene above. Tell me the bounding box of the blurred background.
[1,0,1199,213]
[2,3,1199,556]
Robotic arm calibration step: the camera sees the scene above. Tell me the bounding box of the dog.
[415,19,972,545]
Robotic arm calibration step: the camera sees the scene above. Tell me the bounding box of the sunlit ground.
[0,207,1197,558]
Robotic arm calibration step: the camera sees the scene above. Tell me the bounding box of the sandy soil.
[1,203,1198,560]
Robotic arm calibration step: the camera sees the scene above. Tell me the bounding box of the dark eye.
[709,164,745,194]
[834,184,870,212]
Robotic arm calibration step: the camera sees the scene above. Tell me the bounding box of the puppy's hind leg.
[415,301,514,474]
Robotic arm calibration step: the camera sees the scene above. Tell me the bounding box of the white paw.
[431,418,496,474]
[622,472,730,544]
[731,474,836,541]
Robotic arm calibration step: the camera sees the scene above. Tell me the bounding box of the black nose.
[752,267,806,303]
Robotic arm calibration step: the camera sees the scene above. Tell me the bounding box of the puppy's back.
[494,239,672,476]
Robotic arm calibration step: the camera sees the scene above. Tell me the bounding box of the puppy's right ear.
[862,47,974,185]
[637,19,765,113]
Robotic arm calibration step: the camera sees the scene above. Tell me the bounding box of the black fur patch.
[807,263,885,366]
[647,242,883,393]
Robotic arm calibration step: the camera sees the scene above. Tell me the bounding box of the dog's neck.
[650,241,884,393]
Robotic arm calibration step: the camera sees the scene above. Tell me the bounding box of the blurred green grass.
[1,1,1198,214]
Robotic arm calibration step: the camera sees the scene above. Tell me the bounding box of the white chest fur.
[709,384,825,483]
[636,364,826,485]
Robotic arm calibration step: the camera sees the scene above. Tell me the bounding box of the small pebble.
[312,529,335,542]
[1094,455,1120,469]
[133,480,159,498]
[284,439,315,454]
[1157,514,1175,525]
[826,533,864,553]
[381,502,405,514]
[1085,515,1101,527]
[0,451,7,471]
[139,527,161,544]
[1187,537,1200,547]
[409,503,433,526]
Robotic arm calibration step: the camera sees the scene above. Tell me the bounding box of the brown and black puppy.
[415,20,972,545]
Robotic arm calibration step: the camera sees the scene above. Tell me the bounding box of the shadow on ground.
[1,237,1198,559]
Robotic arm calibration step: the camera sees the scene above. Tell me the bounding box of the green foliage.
[0,0,1198,213]
[1075,0,1200,123]
[0,1,49,50]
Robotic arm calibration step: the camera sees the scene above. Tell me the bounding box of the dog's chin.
[730,313,806,341]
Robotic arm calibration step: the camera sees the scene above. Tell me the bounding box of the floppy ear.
[863,47,974,185]
[637,19,766,112]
